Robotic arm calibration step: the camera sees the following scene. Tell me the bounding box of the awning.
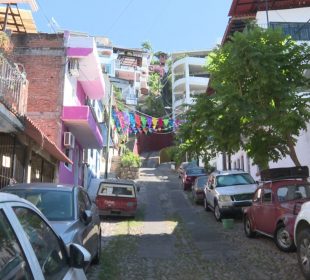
[24,116,72,164]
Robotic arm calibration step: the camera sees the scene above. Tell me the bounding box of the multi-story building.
[171,50,210,120]
[212,0,310,179]
[0,1,72,188]
[11,31,106,186]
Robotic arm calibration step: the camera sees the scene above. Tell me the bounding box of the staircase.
[110,156,121,177]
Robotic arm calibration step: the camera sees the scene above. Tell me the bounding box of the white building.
[171,50,210,120]
[211,1,310,180]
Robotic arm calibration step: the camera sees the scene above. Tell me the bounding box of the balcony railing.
[0,54,28,116]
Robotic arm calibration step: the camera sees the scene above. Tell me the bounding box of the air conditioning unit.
[68,58,79,77]
[64,132,75,149]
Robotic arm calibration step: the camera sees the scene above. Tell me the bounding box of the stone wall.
[119,166,140,180]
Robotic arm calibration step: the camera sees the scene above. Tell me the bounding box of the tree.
[177,25,310,168]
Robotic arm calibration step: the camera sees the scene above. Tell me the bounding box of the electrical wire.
[36,0,59,35]
[105,0,135,35]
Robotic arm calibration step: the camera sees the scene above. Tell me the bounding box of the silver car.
[2,183,101,265]
[0,192,90,279]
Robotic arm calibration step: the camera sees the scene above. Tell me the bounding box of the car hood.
[216,184,257,196]
[49,220,79,245]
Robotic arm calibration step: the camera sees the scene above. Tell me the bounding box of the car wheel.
[92,229,102,264]
[297,228,310,279]
[243,215,256,238]
[214,202,222,222]
[204,198,210,212]
[274,224,295,252]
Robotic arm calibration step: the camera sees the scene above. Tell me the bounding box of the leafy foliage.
[120,151,141,168]
[177,25,310,168]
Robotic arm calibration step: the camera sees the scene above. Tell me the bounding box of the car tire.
[297,227,310,279]
[274,223,295,252]
[214,202,222,222]
[204,198,210,212]
[92,229,102,264]
[243,215,256,238]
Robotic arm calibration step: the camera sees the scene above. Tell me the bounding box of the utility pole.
[265,0,270,28]
[104,85,113,179]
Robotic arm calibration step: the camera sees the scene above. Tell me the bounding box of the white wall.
[256,7,310,26]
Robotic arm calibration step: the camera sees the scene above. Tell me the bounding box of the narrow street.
[88,153,303,280]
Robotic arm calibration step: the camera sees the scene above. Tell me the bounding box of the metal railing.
[0,54,28,116]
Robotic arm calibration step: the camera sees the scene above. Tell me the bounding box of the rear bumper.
[98,209,136,217]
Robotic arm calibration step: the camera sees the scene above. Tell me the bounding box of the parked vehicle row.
[181,163,310,279]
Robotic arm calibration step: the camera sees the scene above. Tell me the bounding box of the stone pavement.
[87,154,303,280]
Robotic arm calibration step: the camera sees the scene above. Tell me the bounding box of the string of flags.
[112,108,181,134]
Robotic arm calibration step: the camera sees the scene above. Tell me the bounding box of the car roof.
[98,178,135,185]
[0,192,31,204]
[2,183,78,192]
[213,170,250,176]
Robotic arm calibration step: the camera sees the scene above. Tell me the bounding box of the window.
[13,207,69,280]
[262,189,272,203]
[64,149,73,170]
[270,22,310,41]
[0,210,33,280]
[98,184,135,198]
[277,184,310,202]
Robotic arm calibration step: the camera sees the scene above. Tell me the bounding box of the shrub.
[120,151,141,168]
[160,146,178,163]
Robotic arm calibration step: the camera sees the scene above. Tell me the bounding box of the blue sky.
[30,0,232,53]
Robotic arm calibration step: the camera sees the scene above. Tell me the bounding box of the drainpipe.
[104,85,113,179]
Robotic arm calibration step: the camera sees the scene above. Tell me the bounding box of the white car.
[204,170,258,221]
[294,201,310,279]
[0,192,90,280]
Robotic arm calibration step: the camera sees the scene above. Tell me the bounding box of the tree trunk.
[288,136,301,166]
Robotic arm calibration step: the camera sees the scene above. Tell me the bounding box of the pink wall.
[76,82,86,105]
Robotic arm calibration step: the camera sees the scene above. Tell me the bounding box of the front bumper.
[219,200,252,214]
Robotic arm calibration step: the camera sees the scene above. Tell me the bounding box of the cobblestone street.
[87,156,303,280]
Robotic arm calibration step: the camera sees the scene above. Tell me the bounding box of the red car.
[95,179,139,218]
[192,175,208,204]
[243,166,310,252]
[181,167,206,191]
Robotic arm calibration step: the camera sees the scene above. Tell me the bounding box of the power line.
[105,0,134,35]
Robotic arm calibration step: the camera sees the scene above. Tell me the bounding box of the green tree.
[177,25,310,168]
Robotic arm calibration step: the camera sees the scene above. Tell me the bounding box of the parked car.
[95,179,140,217]
[244,166,310,252]
[192,175,209,204]
[0,192,90,279]
[181,167,206,191]
[1,183,101,265]
[295,201,310,279]
[204,170,257,221]
[177,161,198,178]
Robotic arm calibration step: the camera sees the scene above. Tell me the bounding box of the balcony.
[62,105,103,149]
[0,54,28,132]
[66,33,105,100]
[173,76,209,92]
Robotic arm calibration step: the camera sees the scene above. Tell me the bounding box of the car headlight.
[218,195,232,202]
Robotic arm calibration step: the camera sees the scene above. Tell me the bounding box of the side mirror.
[209,185,214,190]
[136,186,140,192]
[69,243,91,269]
[81,210,92,225]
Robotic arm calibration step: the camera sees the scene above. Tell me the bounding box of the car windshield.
[187,168,205,176]
[196,176,208,188]
[98,183,135,198]
[5,189,74,221]
[277,184,310,202]
[216,173,255,187]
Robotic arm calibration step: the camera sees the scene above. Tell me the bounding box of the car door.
[206,176,216,208]
[77,188,95,259]
[0,205,38,279]
[251,187,274,234]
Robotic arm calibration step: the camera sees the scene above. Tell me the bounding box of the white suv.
[204,170,258,221]
[0,192,90,280]
[294,201,310,279]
